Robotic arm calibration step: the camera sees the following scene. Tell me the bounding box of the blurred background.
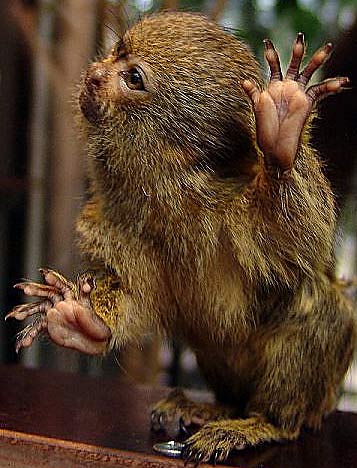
[0,0,356,405]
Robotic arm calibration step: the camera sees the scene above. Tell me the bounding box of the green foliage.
[108,0,355,76]
[125,0,356,68]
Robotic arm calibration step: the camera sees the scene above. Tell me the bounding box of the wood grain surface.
[0,364,356,467]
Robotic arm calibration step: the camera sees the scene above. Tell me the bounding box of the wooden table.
[0,364,356,467]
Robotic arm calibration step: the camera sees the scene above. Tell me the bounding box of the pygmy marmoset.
[7,12,356,464]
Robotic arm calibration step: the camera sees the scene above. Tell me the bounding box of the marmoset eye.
[122,68,145,91]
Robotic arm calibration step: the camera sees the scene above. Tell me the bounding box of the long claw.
[298,42,333,86]
[15,313,48,353]
[212,450,220,465]
[5,300,52,321]
[40,268,77,299]
[196,450,205,463]
[76,272,96,306]
[179,417,190,435]
[77,272,96,290]
[184,453,194,466]
[264,38,283,81]
[285,32,305,80]
[150,410,156,423]
[183,443,202,466]
[306,76,350,104]
[184,450,204,468]
[14,282,63,302]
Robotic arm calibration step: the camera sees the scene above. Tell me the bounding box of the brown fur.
[76,12,355,462]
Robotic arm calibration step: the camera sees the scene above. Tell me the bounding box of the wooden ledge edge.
[0,428,194,467]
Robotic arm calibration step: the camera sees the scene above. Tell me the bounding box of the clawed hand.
[243,33,349,173]
[6,269,111,355]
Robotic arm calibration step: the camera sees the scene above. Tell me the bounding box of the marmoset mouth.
[79,89,105,126]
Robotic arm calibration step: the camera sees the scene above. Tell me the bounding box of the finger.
[39,268,76,300]
[5,300,52,321]
[14,282,63,303]
[15,314,48,353]
[306,76,350,104]
[298,43,333,86]
[285,32,305,80]
[264,39,282,82]
[242,80,261,107]
[76,272,96,306]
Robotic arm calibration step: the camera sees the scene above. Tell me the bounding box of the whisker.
[106,6,122,25]
[104,22,120,40]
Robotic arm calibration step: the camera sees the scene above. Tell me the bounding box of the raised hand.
[243,33,349,173]
[6,269,111,355]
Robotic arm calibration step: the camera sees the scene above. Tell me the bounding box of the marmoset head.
[79,12,263,176]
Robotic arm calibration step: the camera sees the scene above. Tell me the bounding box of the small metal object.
[153,440,185,458]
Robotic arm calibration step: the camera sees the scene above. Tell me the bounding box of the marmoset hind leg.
[182,281,355,465]
[151,388,234,435]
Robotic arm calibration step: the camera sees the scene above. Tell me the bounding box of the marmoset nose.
[86,63,110,88]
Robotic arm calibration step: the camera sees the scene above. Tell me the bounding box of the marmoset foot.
[6,268,111,354]
[151,389,233,436]
[243,33,349,173]
[182,416,297,465]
